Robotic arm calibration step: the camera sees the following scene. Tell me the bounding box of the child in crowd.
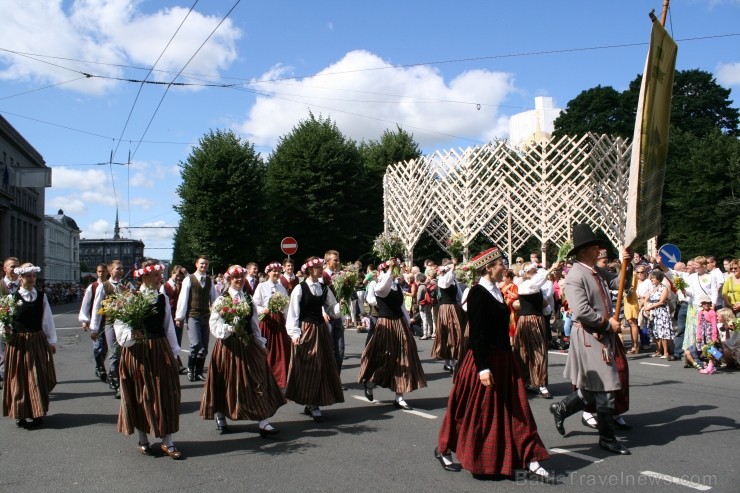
[684,295,718,373]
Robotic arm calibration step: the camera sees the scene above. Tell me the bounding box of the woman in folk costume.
[2,263,57,428]
[253,262,292,391]
[200,265,285,438]
[285,257,344,422]
[513,262,561,399]
[359,258,426,410]
[115,261,183,459]
[431,258,467,373]
[435,248,555,483]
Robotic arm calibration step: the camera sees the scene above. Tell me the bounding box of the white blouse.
[253,280,289,315]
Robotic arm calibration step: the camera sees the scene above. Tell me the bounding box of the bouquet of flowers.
[447,232,464,261]
[333,265,360,316]
[556,240,574,263]
[259,292,290,320]
[372,231,405,260]
[214,295,253,344]
[0,294,21,344]
[454,263,476,287]
[672,276,688,291]
[99,290,158,342]
[700,341,722,360]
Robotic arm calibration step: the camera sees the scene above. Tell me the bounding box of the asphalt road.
[1,303,739,493]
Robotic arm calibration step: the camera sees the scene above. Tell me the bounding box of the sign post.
[280,237,298,259]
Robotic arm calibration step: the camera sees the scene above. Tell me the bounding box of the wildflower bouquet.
[0,294,21,344]
[99,290,158,336]
[557,240,574,263]
[259,292,290,320]
[372,232,405,260]
[447,232,464,261]
[672,276,688,291]
[214,294,253,344]
[454,263,476,287]
[333,265,360,316]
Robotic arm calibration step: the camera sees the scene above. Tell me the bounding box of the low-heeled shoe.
[434,447,461,472]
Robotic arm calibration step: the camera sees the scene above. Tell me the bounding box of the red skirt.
[117,337,181,438]
[437,349,550,476]
[2,331,56,420]
[431,304,466,360]
[200,335,286,421]
[260,312,291,389]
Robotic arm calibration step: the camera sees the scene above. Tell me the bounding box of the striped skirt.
[117,337,180,438]
[358,317,427,393]
[513,314,548,388]
[200,335,286,421]
[260,312,291,389]
[2,331,56,420]
[431,304,467,360]
[437,348,549,476]
[285,322,344,407]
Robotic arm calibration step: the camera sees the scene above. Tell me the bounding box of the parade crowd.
[1,224,738,484]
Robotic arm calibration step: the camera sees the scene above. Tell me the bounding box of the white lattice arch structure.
[383,133,632,265]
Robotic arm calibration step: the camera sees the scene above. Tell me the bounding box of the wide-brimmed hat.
[697,294,712,305]
[568,223,604,257]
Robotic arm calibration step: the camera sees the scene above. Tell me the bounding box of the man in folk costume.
[244,262,260,297]
[78,264,109,383]
[321,250,345,374]
[0,257,21,390]
[175,256,219,382]
[279,258,299,294]
[549,224,632,455]
[90,260,128,398]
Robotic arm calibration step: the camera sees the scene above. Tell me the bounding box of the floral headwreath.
[14,265,41,275]
[264,262,283,274]
[301,258,325,273]
[378,258,402,271]
[224,266,247,282]
[134,264,164,278]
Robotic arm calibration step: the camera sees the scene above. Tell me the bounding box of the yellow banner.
[624,21,678,247]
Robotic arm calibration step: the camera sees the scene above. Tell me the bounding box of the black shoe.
[364,381,374,402]
[599,437,631,455]
[108,373,117,390]
[581,415,598,429]
[393,400,413,411]
[15,419,28,428]
[138,442,154,456]
[549,392,585,436]
[303,406,312,416]
[187,371,196,382]
[114,387,121,399]
[178,366,188,375]
[613,417,633,430]
[216,418,229,434]
[443,364,453,373]
[434,447,461,472]
[95,366,107,382]
[196,373,207,382]
[259,426,280,438]
[597,411,631,455]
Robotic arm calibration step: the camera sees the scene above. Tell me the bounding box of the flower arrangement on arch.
[214,294,253,344]
[447,232,464,261]
[372,231,405,261]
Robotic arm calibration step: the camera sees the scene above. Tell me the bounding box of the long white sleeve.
[78,283,95,323]
[41,292,57,345]
[285,284,303,338]
[374,271,394,297]
[89,282,107,332]
[114,319,136,347]
[437,269,456,289]
[518,268,549,295]
[366,281,377,306]
[175,275,192,321]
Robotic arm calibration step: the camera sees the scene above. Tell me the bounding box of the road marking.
[549,351,568,356]
[640,471,712,491]
[549,447,604,463]
[56,326,82,331]
[350,395,437,418]
[640,362,670,367]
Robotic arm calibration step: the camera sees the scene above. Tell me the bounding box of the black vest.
[12,291,45,333]
[439,283,457,305]
[376,286,404,320]
[141,293,167,338]
[518,291,544,316]
[298,281,327,325]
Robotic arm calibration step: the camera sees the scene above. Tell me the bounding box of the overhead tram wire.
[129,0,241,161]
[0,76,89,101]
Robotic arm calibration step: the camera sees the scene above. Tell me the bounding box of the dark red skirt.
[2,331,56,420]
[437,348,550,476]
[260,312,291,389]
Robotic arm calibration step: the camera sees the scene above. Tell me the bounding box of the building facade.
[508,96,563,148]
[44,209,81,283]
[0,115,51,267]
[80,216,145,277]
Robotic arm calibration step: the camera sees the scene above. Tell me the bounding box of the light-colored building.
[0,114,52,267]
[44,209,81,284]
[80,213,145,277]
[508,96,562,148]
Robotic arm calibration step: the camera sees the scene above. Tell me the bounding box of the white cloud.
[51,167,108,190]
[236,50,516,149]
[129,173,151,187]
[81,218,111,238]
[1,0,241,95]
[47,196,87,215]
[717,62,740,86]
[80,190,117,206]
[130,197,153,209]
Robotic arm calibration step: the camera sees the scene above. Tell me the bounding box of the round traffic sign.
[281,236,298,256]
[658,243,681,269]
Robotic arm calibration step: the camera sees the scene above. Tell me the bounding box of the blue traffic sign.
[658,243,681,269]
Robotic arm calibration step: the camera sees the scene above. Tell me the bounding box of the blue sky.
[2,0,739,260]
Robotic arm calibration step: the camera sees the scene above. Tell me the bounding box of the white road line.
[56,326,82,331]
[350,395,437,418]
[548,447,604,463]
[640,362,670,367]
[548,351,568,356]
[640,471,712,491]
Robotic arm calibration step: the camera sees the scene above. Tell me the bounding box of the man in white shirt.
[78,264,109,382]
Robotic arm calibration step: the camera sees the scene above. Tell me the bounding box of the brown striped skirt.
[260,312,291,389]
[358,317,427,393]
[200,335,286,421]
[431,304,467,360]
[2,331,57,420]
[117,337,180,438]
[284,322,344,407]
[513,314,548,388]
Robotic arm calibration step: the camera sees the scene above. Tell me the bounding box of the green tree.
[173,130,265,272]
[552,85,632,139]
[264,113,371,261]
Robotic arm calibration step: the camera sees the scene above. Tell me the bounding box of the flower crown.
[301,258,325,272]
[264,262,283,274]
[224,266,247,281]
[134,264,164,278]
[14,265,41,275]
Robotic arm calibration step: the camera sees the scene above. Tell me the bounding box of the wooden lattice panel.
[383,133,631,264]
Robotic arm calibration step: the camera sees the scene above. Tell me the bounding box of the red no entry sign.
[281,236,298,255]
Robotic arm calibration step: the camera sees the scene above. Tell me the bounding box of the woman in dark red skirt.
[358,258,426,409]
[2,263,57,428]
[200,265,285,437]
[436,248,555,483]
[115,260,182,459]
[253,262,291,391]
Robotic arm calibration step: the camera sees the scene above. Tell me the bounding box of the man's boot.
[549,391,586,436]
[597,412,631,455]
[195,358,207,381]
[95,354,107,382]
[187,356,196,382]
[177,355,188,375]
